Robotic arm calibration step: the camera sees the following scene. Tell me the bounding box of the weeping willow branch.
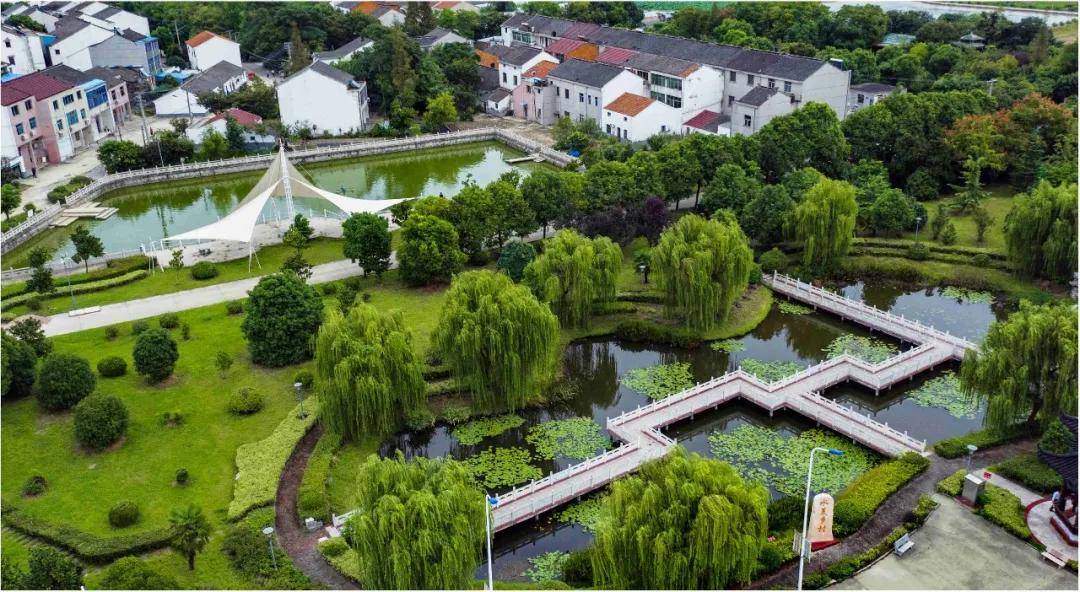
[432,270,560,411]
[523,229,622,328]
[651,213,753,331]
[790,178,858,273]
[315,304,426,441]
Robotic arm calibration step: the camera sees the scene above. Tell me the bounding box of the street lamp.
[294,381,306,419]
[914,216,922,242]
[965,444,978,471]
[262,526,277,570]
[797,447,844,591]
[484,494,498,591]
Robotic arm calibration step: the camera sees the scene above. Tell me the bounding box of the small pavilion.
[1038,414,1078,547]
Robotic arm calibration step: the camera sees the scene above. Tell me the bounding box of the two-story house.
[1,86,46,176]
[485,44,555,90]
[47,15,114,70]
[185,31,242,71]
[278,61,369,135]
[602,92,680,142]
[5,69,92,162]
[43,64,117,140]
[87,28,162,78]
[547,59,647,124]
[511,59,557,124]
[84,66,131,129]
[1,24,48,76]
[847,82,896,114]
[153,61,246,117]
[730,86,792,136]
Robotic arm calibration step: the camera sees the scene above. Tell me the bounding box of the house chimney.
[828,58,845,70]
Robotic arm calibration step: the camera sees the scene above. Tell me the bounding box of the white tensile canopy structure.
[164,147,405,267]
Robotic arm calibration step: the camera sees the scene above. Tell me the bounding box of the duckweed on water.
[708,425,878,496]
[526,417,611,460]
[620,362,694,399]
[941,286,993,304]
[451,414,525,445]
[824,334,898,365]
[739,359,803,383]
[777,301,813,315]
[557,495,608,532]
[710,339,745,353]
[462,447,542,488]
[909,372,980,419]
[524,551,569,582]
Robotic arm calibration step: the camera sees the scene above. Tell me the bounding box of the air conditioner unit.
[20,134,27,141]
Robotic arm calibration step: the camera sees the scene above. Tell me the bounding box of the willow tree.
[790,178,858,273]
[522,229,622,328]
[1003,181,1078,281]
[347,453,484,589]
[591,447,768,589]
[651,213,753,331]
[961,301,1077,429]
[432,270,559,410]
[315,304,425,440]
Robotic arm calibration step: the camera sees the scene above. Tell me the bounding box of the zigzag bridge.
[490,273,978,532]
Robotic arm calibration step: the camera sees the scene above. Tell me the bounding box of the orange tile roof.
[353,1,378,15]
[524,60,558,79]
[604,92,654,117]
[433,1,460,8]
[186,30,229,48]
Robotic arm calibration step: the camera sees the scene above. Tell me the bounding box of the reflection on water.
[20,142,541,260]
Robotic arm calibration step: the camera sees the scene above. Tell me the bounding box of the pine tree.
[286,22,310,76]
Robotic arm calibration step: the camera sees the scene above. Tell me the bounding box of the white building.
[313,36,372,65]
[485,44,555,91]
[76,3,150,37]
[1,24,48,76]
[185,31,242,71]
[433,1,479,13]
[622,52,724,122]
[153,61,246,117]
[47,15,114,70]
[417,27,469,52]
[601,92,680,143]
[731,86,792,136]
[278,61,369,136]
[1,4,59,33]
[185,107,274,147]
[847,82,896,114]
[548,59,646,124]
[4,2,148,36]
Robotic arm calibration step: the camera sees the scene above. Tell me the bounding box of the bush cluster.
[158,313,179,329]
[833,452,930,536]
[297,432,340,523]
[906,242,929,261]
[936,469,967,497]
[175,468,189,485]
[190,261,219,280]
[933,424,1034,458]
[104,326,119,341]
[1,270,149,313]
[0,504,172,562]
[561,549,593,587]
[46,176,92,204]
[227,387,264,415]
[318,537,348,558]
[293,370,314,390]
[758,247,788,274]
[73,395,129,451]
[21,475,47,497]
[159,410,184,427]
[5,256,150,300]
[226,300,244,315]
[614,319,702,349]
[36,353,96,411]
[132,328,178,383]
[767,495,803,532]
[131,320,149,335]
[977,484,1031,539]
[96,356,127,378]
[98,557,178,589]
[108,501,140,528]
[990,453,1062,494]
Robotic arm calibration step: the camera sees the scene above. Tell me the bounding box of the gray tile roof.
[417,27,463,49]
[624,51,696,77]
[83,66,131,87]
[486,43,543,66]
[313,36,370,60]
[486,87,511,102]
[503,13,577,38]
[91,6,121,19]
[51,15,91,41]
[851,82,895,94]
[43,64,95,85]
[548,59,626,88]
[286,60,361,89]
[118,28,145,42]
[181,61,244,94]
[737,86,781,107]
[477,65,500,91]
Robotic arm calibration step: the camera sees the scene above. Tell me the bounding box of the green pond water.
[6,142,543,266]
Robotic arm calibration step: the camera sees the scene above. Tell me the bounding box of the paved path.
[833,492,1077,590]
[978,467,1079,563]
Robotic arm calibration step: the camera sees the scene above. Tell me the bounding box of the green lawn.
[898,186,1015,252]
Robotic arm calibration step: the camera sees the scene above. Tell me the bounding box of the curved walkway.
[275,424,358,589]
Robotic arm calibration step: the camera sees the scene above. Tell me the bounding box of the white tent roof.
[166,148,406,244]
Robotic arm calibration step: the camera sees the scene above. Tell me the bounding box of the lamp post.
[485,494,498,591]
[965,444,978,471]
[798,447,843,591]
[262,526,277,570]
[914,216,922,242]
[294,381,306,419]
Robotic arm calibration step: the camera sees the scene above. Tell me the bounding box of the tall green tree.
[432,271,559,410]
[740,184,795,247]
[1,184,21,218]
[286,22,310,75]
[520,169,573,238]
[523,229,622,328]
[342,212,391,278]
[97,140,145,173]
[398,214,466,286]
[1,332,36,398]
[1003,181,1077,281]
[169,505,211,571]
[757,102,849,181]
[70,226,104,273]
[315,304,425,440]
[701,164,764,214]
[790,178,858,273]
[241,271,324,367]
[346,454,483,589]
[197,129,230,161]
[591,447,768,589]
[651,214,753,331]
[961,302,1077,429]
[422,91,458,132]
[404,1,435,36]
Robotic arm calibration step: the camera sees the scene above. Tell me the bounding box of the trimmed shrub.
[614,319,702,349]
[803,571,831,589]
[98,556,179,590]
[758,247,788,274]
[227,387,264,415]
[73,395,129,450]
[936,469,967,497]
[241,272,324,367]
[297,432,340,524]
[319,537,348,558]
[132,328,178,383]
[767,495,803,532]
[226,300,244,315]
[293,369,314,390]
[972,253,991,267]
[404,407,435,430]
[25,295,42,311]
[911,494,938,525]
[180,322,191,340]
[130,320,149,335]
[190,261,219,280]
[906,242,929,261]
[933,424,1033,458]
[175,468,189,485]
[1,270,150,313]
[157,313,179,329]
[36,353,96,411]
[17,546,84,589]
[2,332,36,399]
[104,326,119,341]
[96,356,127,378]
[222,525,275,578]
[833,452,930,536]
[21,475,47,497]
[108,501,140,528]
[978,484,1031,539]
[319,282,338,296]
[0,504,173,563]
[991,453,1062,495]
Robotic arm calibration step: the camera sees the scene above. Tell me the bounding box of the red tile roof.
[604,92,654,117]
[4,71,74,101]
[596,47,637,65]
[186,31,230,48]
[545,38,585,56]
[1,85,31,106]
[684,109,721,131]
[524,60,559,79]
[207,107,263,127]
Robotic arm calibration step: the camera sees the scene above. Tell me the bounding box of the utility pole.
[137,94,148,144]
[986,78,997,98]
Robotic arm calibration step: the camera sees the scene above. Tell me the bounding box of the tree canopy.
[591,447,769,589]
[790,178,858,273]
[1003,181,1077,281]
[432,271,559,410]
[241,271,324,367]
[651,214,754,331]
[315,304,425,440]
[342,212,391,278]
[523,229,622,328]
[398,213,466,286]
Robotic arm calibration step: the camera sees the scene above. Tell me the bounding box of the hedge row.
[6,256,151,299]
[615,291,664,304]
[613,319,703,349]
[933,424,1035,458]
[46,176,93,204]
[990,453,1062,494]
[0,503,172,563]
[851,238,1005,260]
[297,430,341,524]
[833,452,931,536]
[228,400,320,521]
[2,269,149,311]
[848,246,1010,270]
[977,484,1031,540]
[936,470,967,497]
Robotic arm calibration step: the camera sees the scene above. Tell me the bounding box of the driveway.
[833,494,1078,590]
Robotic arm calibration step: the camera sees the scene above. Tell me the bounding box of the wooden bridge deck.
[491,273,977,531]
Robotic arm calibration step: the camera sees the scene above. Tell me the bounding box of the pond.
[368,281,1006,581]
[12,142,542,264]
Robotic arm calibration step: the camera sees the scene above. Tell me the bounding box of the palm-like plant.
[169,504,211,570]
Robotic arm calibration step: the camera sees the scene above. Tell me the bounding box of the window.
[857,93,865,104]
[56,119,63,130]
[594,97,599,106]
[578,114,583,121]
[783,81,792,93]
[55,48,60,55]
[768,78,775,89]
[564,89,569,99]
[512,31,532,44]
[15,123,24,135]
[3,39,9,48]
[111,90,117,100]
[53,100,59,109]
[23,100,31,110]
[80,109,86,119]
[513,75,518,85]
[120,86,125,96]
[606,124,612,134]
[76,90,82,99]
[554,85,559,94]
[9,105,17,116]
[661,124,667,132]
[63,94,75,105]
[728,95,735,106]
[67,111,78,125]
[729,70,735,82]
[502,72,507,83]
[649,72,682,90]
[747,74,754,85]
[28,117,36,129]
[743,114,752,127]
[579,92,584,103]
[564,110,569,117]
[649,91,681,109]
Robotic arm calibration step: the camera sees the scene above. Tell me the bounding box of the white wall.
[50,23,113,71]
[602,100,680,143]
[497,50,554,90]
[100,10,150,37]
[679,65,724,120]
[153,88,208,116]
[2,29,47,76]
[731,92,793,136]
[551,69,645,124]
[1,111,21,163]
[376,10,405,26]
[800,63,850,119]
[189,37,242,71]
[279,68,368,135]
